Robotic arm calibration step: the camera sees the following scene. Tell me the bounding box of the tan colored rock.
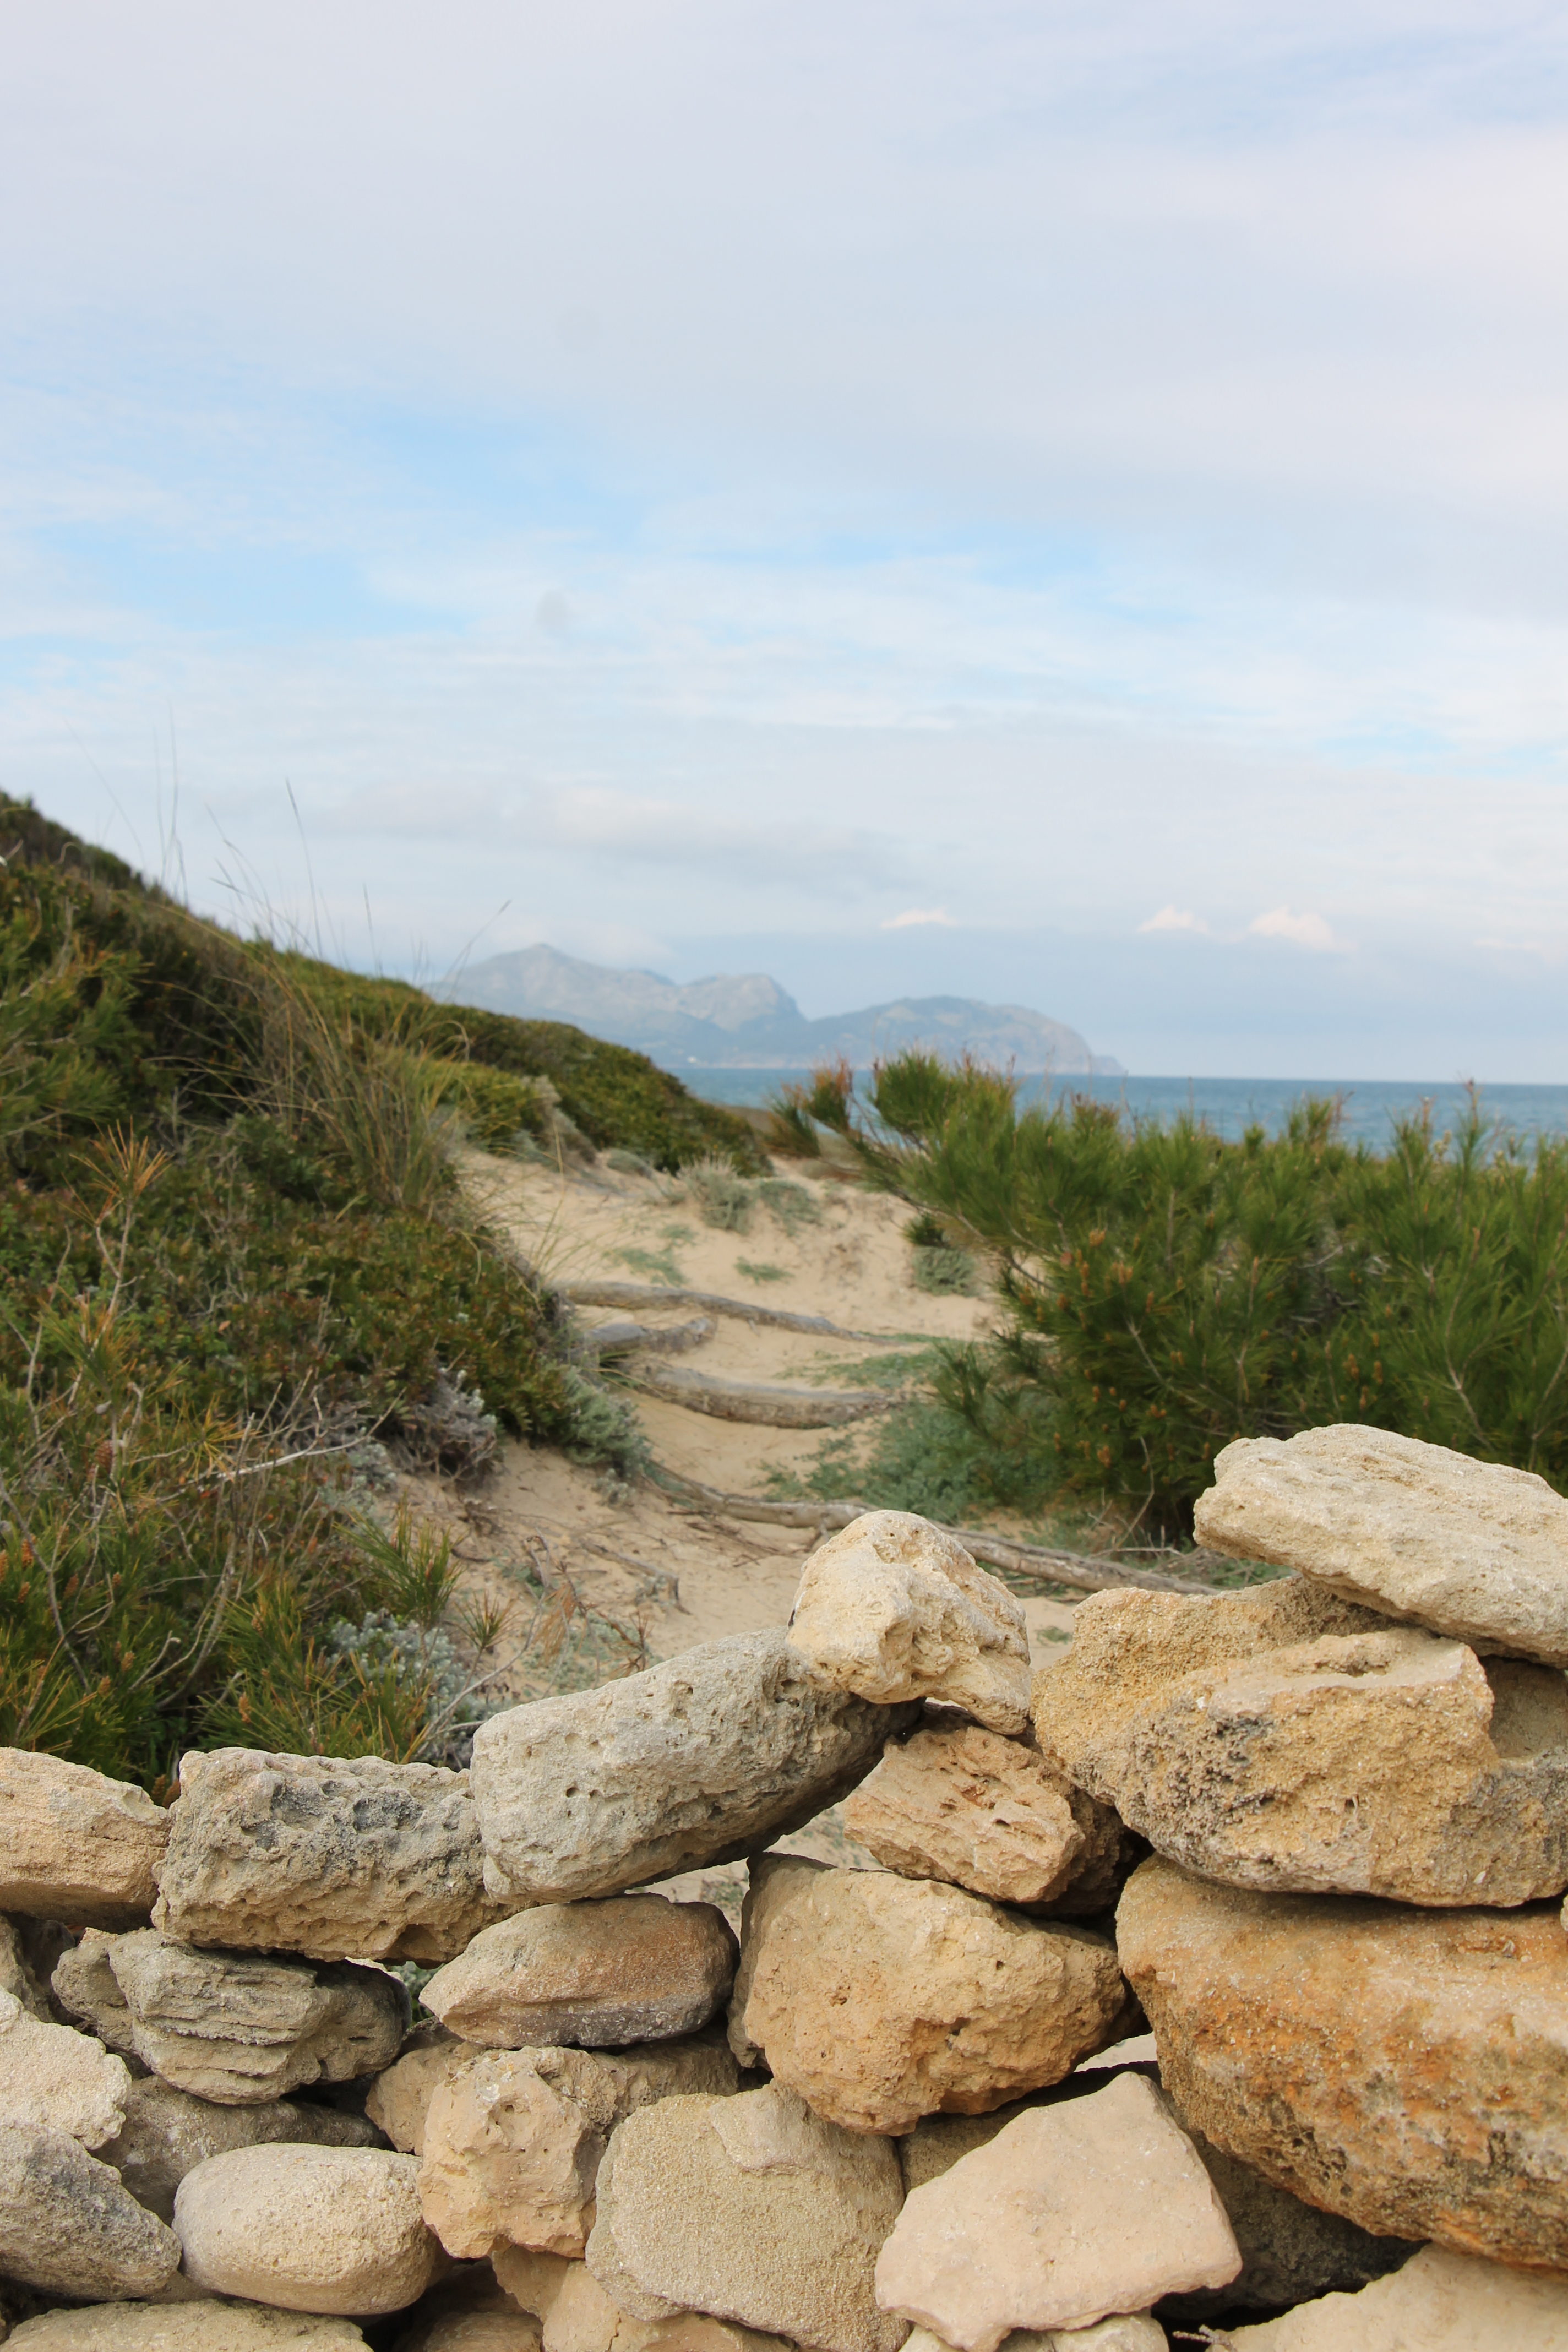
[154,1747,502,1963]
[175,2142,445,2313]
[587,2084,907,2352]
[733,1862,1125,2133]
[1118,1855,1568,2264]
[56,1927,407,2104]
[1228,2241,1568,2348]
[53,1927,139,2055]
[7,2305,369,2348]
[423,1898,737,2049]
[491,2247,577,2322]
[0,2118,181,2297]
[395,2311,541,2352]
[471,1631,916,1907]
[1032,1575,1568,1904]
[1196,1422,1568,1667]
[0,1984,129,2145]
[0,1747,168,1928]
[787,1515,1030,1734]
[726,1855,823,2071]
[100,2072,382,2219]
[843,1726,1130,1913]
[875,2073,1239,2349]
[0,1913,50,2017]
[905,2326,1164,2352]
[368,2032,474,2155]
[518,2261,788,2352]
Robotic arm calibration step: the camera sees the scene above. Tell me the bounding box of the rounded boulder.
[175,2142,444,2315]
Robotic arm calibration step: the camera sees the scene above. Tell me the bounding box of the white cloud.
[1139,905,1210,935]
[881,907,956,929]
[1248,906,1353,954]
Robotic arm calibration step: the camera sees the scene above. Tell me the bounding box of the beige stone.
[0,1913,49,2017]
[0,2118,181,2298]
[586,2084,907,2352]
[725,1855,822,2071]
[1228,2241,1568,2348]
[56,1926,407,2104]
[733,1862,1125,2133]
[875,2073,1238,2349]
[154,1747,503,1963]
[491,2247,577,2322]
[1032,1575,1568,1904]
[1118,1854,1568,2264]
[787,1515,1030,1734]
[1196,1422,1568,1667]
[521,2262,790,2352]
[843,1727,1129,1913]
[7,2305,369,2348]
[471,1631,916,1907]
[0,1747,168,1928]
[0,1984,129,2145]
[53,1927,139,2055]
[905,2326,1164,2352]
[423,1898,737,2049]
[368,2032,475,2155]
[101,2073,381,2219]
[175,2142,445,2314]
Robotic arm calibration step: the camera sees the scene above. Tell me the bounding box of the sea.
[680,1070,1568,1151]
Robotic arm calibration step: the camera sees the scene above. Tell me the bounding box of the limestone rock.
[101,2072,382,2219]
[175,2142,445,2314]
[508,2258,789,2352]
[56,1927,407,2104]
[787,1515,1030,1734]
[1228,2241,1568,2348]
[369,2033,475,2155]
[53,1928,139,2056]
[843,1725,1131,1913]
[0,1914,50,2018]
[1032,1575,1568,1904]
[0,2118,181,2297]
[471,1631,916,1906]
[0,1984,129,2146]
[905,2326,1163,2352]
[423,1898,737,2048]
[154,1747,502,1963]
[490,2247,576,2322]
[733,1861,1125,2133]
[0,1747,169,1928]
[726,1855,823,2071]
[395,2301,541,2352]
[1196,1422,1568,1667]
[7,2305,369,2347]
[874,2073,1239,2349]
[586,2084,907,2352]
[1118,1855,1568,2264]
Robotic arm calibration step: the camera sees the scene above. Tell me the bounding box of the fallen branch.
[626,1362,897,1429]
[563,1279,912,1345]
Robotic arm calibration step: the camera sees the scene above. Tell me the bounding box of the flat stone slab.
[421,1896,737,2047]
[1228,2241,1568,2349]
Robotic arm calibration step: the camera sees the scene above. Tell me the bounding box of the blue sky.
[5,1,1568,1076]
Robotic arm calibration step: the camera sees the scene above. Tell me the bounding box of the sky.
[5,3,1568,1079]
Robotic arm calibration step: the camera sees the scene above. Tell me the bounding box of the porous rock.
[175,2142,445,2315]
[787,1514,1030,1734]
[1118,1854,1568,2264]
[154,1747,502,1963]
[55,1926,407,2104]
[732,1858,1125,2133]
[423,1897,737,2048]
[0,1913,50,2017]
[471,1631,916,1906]
[0,2117,181,2298]
[1195,1421,1568,1667]
[874,2073,1239,2349]
[0,1746,169,1928]
[0,1984,129,2145]
[1032,1575,1568,1904]
[101,2072,382,2219]
[53,1928,139,2056]
[1227,2240,1568,2348]
[369,2033,476,2155]
[843,1724,1131,1912]
[7,2304,369,2348]
[586,2083,907,2352]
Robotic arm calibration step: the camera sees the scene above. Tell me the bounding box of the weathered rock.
[905,2326,1163,2352]
[1196,1422,1568,1667]
[0,1747,169,1928]
[175,2142,445,2313]
[586,2084,907,2352]
[56,1927,407,2104]
[154,1747,502,1963]
[395,2304,541,2352]
[490,2247,577,2322]
[508,2259,788,2352]
[1228,2241,1568,2348]
[0,1913,50,2017]
[423,1898,737,2048]
[369,2033,476,2155]
[843,1725,1130,1913]
[100,2072,382,2219]
[53,1928,139,2056]
[0,1984,129,2144]
[418,2038,747,2260]
[471,1631,917,1906]
[0,2118,181,2297]
[1032,1575,1568,1904]
[1118,1855,1568,2264]
[787,1515,1030,1734]
[726,1855,823,2071]
[733,1860,1125,2133]
[7,2305,369,2348]
[875,2073,1239,2349]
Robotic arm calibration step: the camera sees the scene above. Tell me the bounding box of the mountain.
[434,945,1125,1075]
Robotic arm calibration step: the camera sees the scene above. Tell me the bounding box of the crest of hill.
[437,944,1125,1075]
